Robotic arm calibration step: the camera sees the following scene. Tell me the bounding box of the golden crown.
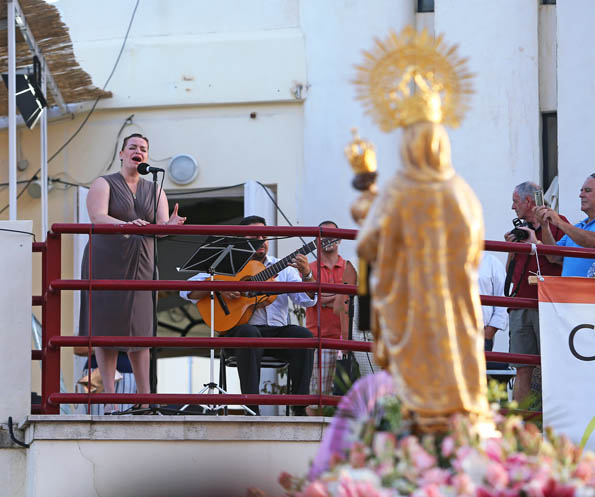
[345,128,377,175]
[353,26,473,131]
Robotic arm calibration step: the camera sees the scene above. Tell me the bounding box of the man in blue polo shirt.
[535,173,595,276]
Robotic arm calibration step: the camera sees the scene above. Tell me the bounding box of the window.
[542,0,556,5]
[541,112,557,192]
[417,0,434,13]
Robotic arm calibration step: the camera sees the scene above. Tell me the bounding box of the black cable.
[0,173,39,215]
[161,234,290,246]
[256,181,307,247]
[51,178,79,188]
[0,179,42,187]
[156,172,166,221]
[0,0,141,216]
[8,416,30,448]
[0,228,36,242]
[105,114,135,172]
[166,183,247,198]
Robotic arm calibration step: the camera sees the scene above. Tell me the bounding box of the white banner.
[539,277,595,451]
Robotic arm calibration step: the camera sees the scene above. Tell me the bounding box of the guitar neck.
[252,241,317,282]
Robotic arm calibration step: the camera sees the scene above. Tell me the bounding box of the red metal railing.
[31,224,595,414]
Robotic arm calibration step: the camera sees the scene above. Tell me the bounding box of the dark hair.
[590,173,595,179]
[318,220,338,228]
[239,215,266,226]
[121,133,149,150]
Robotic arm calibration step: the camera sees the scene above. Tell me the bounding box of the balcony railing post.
[42,232,61,414]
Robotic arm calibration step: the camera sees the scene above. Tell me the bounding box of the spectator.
[503,181,568,403]
[534,173,595,275]
[305,221,356,412]
[478,253,507,352]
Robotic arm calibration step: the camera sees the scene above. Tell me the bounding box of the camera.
[511,218,532,241]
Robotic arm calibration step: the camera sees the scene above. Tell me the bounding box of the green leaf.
[579,416,595,450]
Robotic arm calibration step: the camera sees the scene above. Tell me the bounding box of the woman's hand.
[166,203,187,225]
[127,218,150,226]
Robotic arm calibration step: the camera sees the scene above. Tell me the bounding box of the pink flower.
[329,452,345,468]
[441,436,455,458]
[278,472,293,491]
[542,478,576,497]
[413,450,436,471]
[412,483,444,497]
[349,442,367,468]
[485,462,509,489]
[452,446,475,472]
[451,473,476,496]
[337,479,386,497]
[299,481,329,497]
[475,487,498,497]
[508,462,532,484]
[572,461,593,482]
[506,453,532,484]
[374,461,395,478]
[419,467,450,486]
[373,431,396,460]
[401,438,436,471]
[484,438,504,463]
[506,453,529,466]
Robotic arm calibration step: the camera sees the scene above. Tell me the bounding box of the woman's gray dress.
[79,173,155,351]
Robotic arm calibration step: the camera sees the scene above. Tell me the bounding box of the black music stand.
[177,235,264,415]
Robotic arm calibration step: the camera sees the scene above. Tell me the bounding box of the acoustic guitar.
[196,238,338,333]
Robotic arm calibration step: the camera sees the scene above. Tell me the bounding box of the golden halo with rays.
[353,26,474,131]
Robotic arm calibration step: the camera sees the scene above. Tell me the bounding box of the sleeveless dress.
[79,173,155,351]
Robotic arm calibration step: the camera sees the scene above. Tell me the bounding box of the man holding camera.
[533,173,595,276]
[504,181,568,403]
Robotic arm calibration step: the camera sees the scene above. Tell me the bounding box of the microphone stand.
[150,170,159,397]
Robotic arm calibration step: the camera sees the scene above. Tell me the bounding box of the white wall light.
[167,154,199,185]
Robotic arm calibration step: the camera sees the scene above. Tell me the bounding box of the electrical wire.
[161,235,290,246]
[166,183,247,198]
[104,114,135,172]
[0,228,36,242]
[0,0,141,216]
[256,180,307,246]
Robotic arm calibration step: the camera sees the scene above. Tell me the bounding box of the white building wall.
[299,0,414,256]
[435,0,540,245]
[557,0,595,225]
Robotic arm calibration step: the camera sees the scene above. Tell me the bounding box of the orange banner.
[538,276,595,304]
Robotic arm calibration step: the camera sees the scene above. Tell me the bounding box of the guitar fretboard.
[251,240,318,282]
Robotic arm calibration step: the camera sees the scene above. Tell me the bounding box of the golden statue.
[347,26,491,432]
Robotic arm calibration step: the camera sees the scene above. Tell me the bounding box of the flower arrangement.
[263,380,595,497]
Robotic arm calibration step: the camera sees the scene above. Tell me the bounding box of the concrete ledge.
[18,416,329,497]
[23,415,329,443]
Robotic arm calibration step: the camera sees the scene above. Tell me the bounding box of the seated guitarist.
[180,215,317,415]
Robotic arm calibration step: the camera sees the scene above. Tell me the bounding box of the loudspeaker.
[2,72,47,129]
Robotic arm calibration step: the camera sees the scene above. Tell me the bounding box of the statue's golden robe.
[356,123,490,423]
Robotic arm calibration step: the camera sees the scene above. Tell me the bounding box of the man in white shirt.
[478,253,508,351]
[180,215,317,415]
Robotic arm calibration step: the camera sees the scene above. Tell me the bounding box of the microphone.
[137,162,164,175]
